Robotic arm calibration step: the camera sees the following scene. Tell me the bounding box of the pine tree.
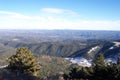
[7,47,40,76]
[116,58,120,79]
[94,54,105,68]
[93,54,106,80]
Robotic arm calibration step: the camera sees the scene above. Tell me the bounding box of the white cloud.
[11,14,32,19]
[41,8,78,15]
[0,11,20,15]
[0,10,32,19]
[0,10,120,30]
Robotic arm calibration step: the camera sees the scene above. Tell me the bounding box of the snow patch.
[12,38,20,41]
[0,65,8,68]
[88,46,100,54]
[105,58,116,63]
[65,57,92,67]
[109,46,114,49]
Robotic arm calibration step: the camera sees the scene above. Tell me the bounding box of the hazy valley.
[0,30,120,80]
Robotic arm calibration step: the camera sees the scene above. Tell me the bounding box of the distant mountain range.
[0,30,120,62]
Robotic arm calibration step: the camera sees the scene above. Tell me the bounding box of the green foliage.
[65,54,120,80]
[93,54,105,68]
[7,47,40,76]
[93,54,106,80]
[37,55,70,78]
[64,66,93,80]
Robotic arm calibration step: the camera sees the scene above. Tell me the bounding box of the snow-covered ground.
[105,58,116,64]
[65,43,120,67]
[65,57,118,67]
[0,65,8,69]
[65,57,92,67]
[87,46,100,54]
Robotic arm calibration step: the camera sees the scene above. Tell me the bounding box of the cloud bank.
[0,8,120,30]
[41,8,78,15]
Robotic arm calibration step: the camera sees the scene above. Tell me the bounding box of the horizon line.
[0,29,120,31]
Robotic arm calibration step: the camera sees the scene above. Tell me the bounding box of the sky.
[0,0,120,30]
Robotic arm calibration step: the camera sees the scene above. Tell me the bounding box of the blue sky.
[0,0,120,30]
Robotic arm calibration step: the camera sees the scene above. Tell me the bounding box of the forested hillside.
[0,30,120,80]
[0,30,120,62]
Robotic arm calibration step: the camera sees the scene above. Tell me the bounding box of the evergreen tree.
[66,54,120,80]
[69,66,80,79]
[7,47,40,76]
[93,54,106,80]
[94,54,105,68]
[65,66,93,80]
[115,58,120,79]
[117,58,120,65]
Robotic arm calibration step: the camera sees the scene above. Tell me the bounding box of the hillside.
[0,30,120,80]
[0,30,120,64]
[0,55,72,80]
